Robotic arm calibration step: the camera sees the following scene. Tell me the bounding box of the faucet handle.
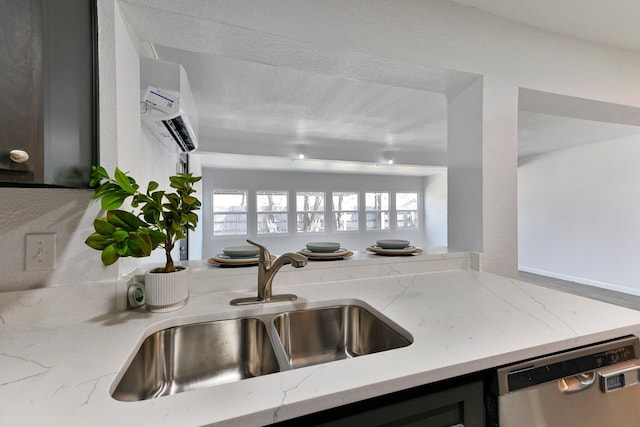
[247,239,272,267]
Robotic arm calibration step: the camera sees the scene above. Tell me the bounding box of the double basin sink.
[112,301,412,401]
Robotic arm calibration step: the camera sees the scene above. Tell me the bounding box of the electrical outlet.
[25,233,56,271]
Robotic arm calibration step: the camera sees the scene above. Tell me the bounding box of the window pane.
[332,192,358,211]
[212,190,247,212]
[296,192,325,233]
[213,213,247,235]
[366,212,389,230]
[397,211,418,229]
[333,192,358,231]
[258,213,288,234]
[365,192,389,211]
[297,213,324,232]
[396,192,418,211]
[296,192,324,211]
[212,190,248,236]
[334,211,358,231]
[257,191,288,212]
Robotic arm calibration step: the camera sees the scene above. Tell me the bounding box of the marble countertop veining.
[2,265,640,426]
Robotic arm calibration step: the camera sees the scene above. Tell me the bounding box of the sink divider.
[259,312,295,372]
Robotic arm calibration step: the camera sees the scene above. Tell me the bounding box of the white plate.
[222,245,260,258]
[366,245,422,255]
[305,242,341,253]
[208,254,275,266]
[376,239,411,249]
[298,248,353,259]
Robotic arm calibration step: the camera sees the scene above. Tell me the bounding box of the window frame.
[211,189,249,236]
[256,190,289,234]
[365,191,390,231]
[395,191,419,230]
[332,191,360,232]
[296,191,326,233]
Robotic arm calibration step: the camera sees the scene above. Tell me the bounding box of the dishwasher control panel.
[498,336,640,395]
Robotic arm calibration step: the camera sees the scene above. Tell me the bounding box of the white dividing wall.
[424,172,447,247]
[202,168,426,256]
[518,134,640,295]
[447,78,483,252]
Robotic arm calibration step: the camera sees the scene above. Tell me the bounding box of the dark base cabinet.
[275,376,485,427]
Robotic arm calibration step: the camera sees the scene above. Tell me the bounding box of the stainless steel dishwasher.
[496,336,640,427]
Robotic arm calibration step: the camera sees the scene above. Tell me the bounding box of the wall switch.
[25,233,56,271]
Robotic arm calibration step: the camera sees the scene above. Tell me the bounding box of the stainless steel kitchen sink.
[273,305,412,368]
[112,317,280,402]
[111,301,412,401]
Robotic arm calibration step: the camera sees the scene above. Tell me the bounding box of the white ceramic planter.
[144,266,189,312]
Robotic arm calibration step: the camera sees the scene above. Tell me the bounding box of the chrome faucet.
[230,240,308,306]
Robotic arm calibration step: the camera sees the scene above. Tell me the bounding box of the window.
[212,190,247,235]
[257,191,288,234]
[296,192,325,232]
[365,192,389,230]
[333,192,359,231]
[396,192,418,229]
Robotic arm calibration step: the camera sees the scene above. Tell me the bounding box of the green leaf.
[128,233,153,257]
[115,241,129,256]
[101,244,119,266]
[147,181,159,193]
[113,230,129,242]
[100,193,126,211]
[92,182,118,200]
[182,195,197,205]
[165,193,180,208]
[93,218,115,236]
[114,167,137,195]
[89,166,109,187]
[149,230,166,247]
[151,190,164,204]
[169,175,185,188]
[85,233,113,250]
[107,210,147,231]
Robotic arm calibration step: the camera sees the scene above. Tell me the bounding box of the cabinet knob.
[9,150,29,163]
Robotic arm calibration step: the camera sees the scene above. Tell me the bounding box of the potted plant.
[85,166,201,312]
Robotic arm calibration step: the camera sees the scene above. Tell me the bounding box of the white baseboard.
[518,265,640,297]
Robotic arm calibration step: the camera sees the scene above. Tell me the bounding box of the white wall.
[202,168,426,256]
[424,172,447,247]
[518,134,640,294]
[447,78,483,252]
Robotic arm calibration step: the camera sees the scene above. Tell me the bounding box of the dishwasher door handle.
[558,371,596,394]
[598,362,640,393]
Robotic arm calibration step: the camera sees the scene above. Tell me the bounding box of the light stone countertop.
[2,254,640,426]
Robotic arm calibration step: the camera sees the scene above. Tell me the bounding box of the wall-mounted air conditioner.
[140,58,199,153]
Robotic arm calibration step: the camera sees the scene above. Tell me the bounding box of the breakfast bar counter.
[2,252,640,426]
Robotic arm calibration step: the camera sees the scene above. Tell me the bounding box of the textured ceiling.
[154,45,450,168]
[449,0,640,54]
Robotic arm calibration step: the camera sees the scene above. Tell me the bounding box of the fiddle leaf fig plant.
[85,166,202,272]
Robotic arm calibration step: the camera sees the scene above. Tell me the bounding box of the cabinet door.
[0,0,43,183]
[277,380,485,427]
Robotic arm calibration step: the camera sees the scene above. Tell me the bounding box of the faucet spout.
[230,241,308,306]
[258,252,307,301]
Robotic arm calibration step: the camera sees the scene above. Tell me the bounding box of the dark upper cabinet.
[0,0,97,188]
